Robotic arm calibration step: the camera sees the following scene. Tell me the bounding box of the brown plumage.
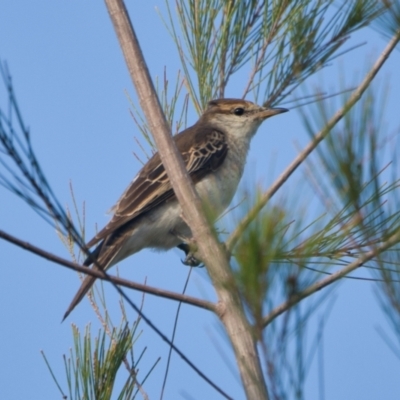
[64,125,228,321]
[63,98,288,320]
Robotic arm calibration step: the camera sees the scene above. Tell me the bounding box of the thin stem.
[160,267,193,400]
[0,229,215,312]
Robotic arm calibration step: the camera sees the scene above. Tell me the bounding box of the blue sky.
[1,2,400,400]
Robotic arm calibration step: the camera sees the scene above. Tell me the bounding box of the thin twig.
[0,229,215,312]
[160,267,193,400]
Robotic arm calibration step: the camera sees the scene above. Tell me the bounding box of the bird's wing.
[86,126,227,248]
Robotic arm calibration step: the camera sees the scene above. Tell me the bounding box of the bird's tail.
[62,272,98,321]
[62,242,118,321]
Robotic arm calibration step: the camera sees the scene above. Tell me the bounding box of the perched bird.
[63,98,288,320]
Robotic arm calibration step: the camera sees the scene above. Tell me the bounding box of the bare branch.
[104,0,269,398]
[0,229,215,312]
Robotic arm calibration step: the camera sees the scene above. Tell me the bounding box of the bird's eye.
[234,107,245,116]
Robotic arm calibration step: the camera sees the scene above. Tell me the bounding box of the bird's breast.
[195,138,249,219]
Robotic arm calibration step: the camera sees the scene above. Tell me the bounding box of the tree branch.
[227,29,400,252]
[104,1,269,398]
[0,229,215,312]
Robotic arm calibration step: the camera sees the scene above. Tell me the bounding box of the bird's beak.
[258,107,289,120]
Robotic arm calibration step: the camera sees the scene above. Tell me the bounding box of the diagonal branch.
[262,229,400,327]
[0,229,215,312]
[104,1,269,398]
[227,29,400,252]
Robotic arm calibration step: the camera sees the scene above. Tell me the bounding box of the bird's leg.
[176,243,203,267]
[170,229,203,267]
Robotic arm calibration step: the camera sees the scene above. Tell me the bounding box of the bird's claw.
[177,242,203,267]
[181,254,203,267]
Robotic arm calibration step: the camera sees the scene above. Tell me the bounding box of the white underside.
[110,136,251,267]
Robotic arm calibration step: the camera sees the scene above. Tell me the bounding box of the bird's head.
[200,98,288,140]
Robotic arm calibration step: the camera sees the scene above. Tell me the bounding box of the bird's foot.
[177,243,203,267]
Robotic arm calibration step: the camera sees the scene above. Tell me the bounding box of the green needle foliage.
[165,0,381,111]
[375,0,400,37]
[42,320,149,400]
[300,85,400,248]
[235,203,288,334]
[63,323,139,400]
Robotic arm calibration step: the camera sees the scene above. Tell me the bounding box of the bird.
[63,98,288,320]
